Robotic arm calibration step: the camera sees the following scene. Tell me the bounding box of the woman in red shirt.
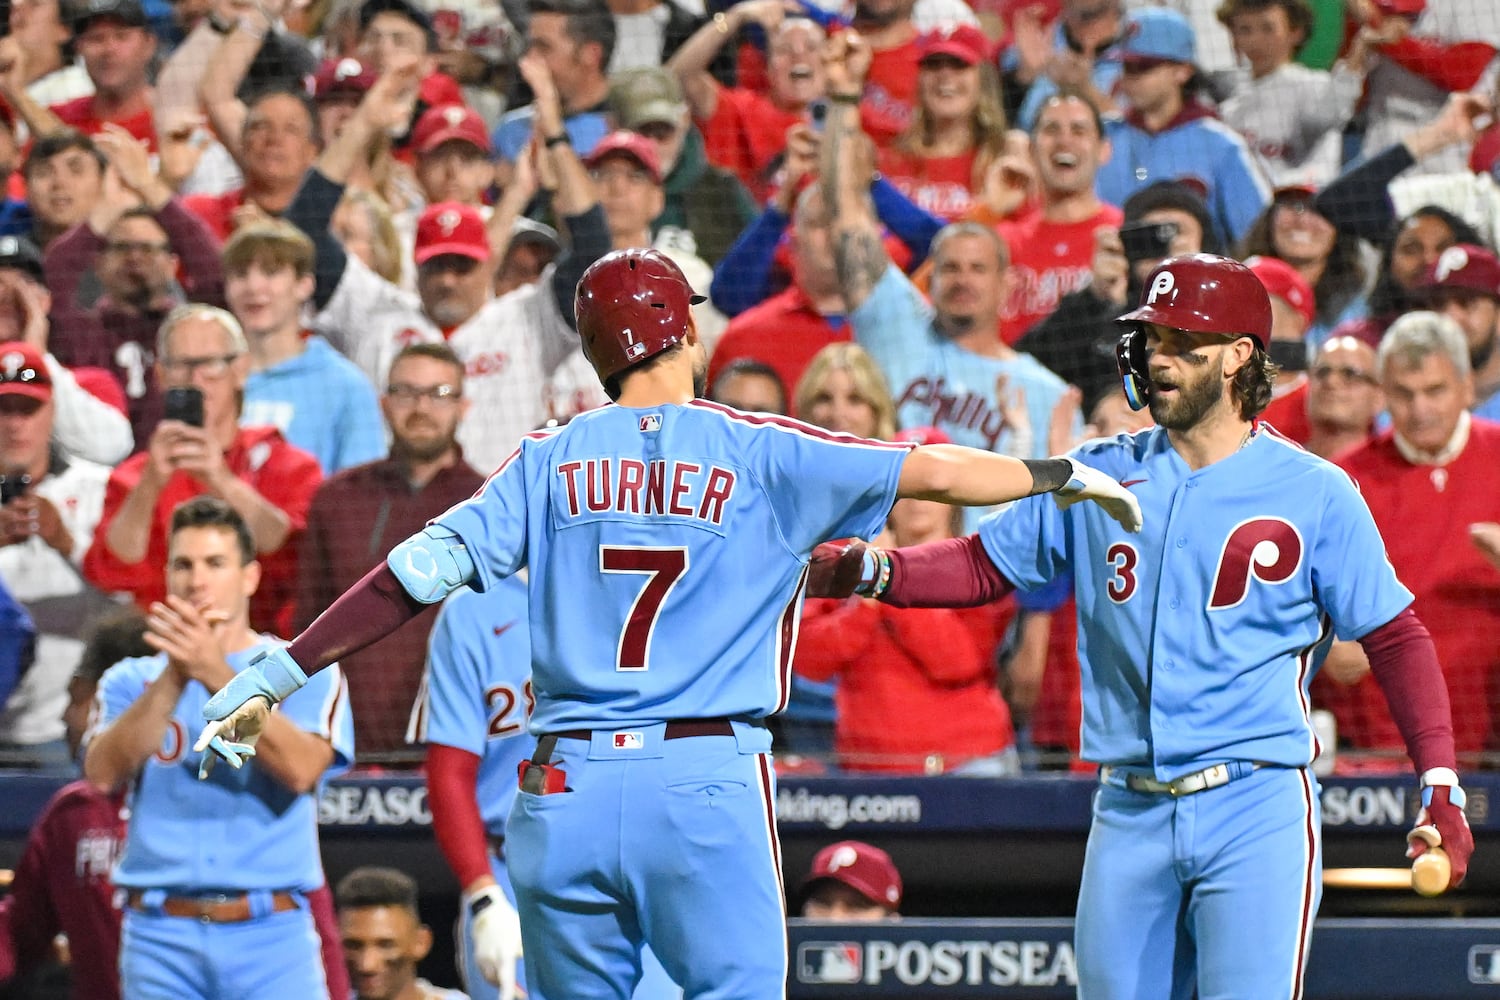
[877,25,1009,222]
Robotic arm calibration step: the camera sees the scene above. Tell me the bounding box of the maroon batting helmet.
[575,248,706,383]
[1114,253,1272,410]
[1117,253,1272,345]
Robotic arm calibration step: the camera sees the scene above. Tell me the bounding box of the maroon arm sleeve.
[287,563,427,672]
[882,534,1015,608]
[1357,606,1457,776]
[427,743,494,890]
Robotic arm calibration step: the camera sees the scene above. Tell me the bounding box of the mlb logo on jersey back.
[797,943,862,984]
[612,731,644,750]
[639,413,662,432]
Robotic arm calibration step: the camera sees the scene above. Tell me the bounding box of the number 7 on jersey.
[600,546,690,671]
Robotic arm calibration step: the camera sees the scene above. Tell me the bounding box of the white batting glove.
[467,884,523,998]
[1054,457,1144,533]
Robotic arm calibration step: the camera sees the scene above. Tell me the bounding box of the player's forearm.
[84,670,186,790]
[897,445,1048,506]
[881,534,1014,609]
[252,714,335,795]
[1359,606,1458,776]
[287,563,426,673]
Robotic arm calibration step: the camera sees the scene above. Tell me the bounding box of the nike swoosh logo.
[1120,479,1148,488]
[493,622,516,637]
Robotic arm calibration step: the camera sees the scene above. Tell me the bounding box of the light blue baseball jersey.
[433,400,910,733]
[1095,114,1272,246]
[979,427,1412,780]
[410,580,532,834]
[100,643,354,890]
[850,265,1075,459]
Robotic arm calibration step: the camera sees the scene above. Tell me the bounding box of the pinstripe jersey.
[433,400,911,733]
[978,426,1412,780]
[99,642,353,891]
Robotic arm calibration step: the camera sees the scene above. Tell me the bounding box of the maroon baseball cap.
[583,131,663,184]
[414,202,491,264]
[1421,243,1500,300]
[0,342,51,402]
[309,57,377,103]
[412,103,492,156]
[803,841,903,910]
[918,24,991,66]
[1244,255,1316,327]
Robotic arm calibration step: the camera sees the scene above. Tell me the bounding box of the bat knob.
[1412,846,1451,897]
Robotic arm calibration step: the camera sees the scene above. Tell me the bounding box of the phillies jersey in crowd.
[997,202,1124,344]
[1217,62,1363,189]
[850,264,1073,459]
[314,255,583,472]
[1326,416,1500,754]
[433,401,910,733]
[99,644,353,891]
[980,426,1412,778]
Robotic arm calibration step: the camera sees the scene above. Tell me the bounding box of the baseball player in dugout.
[808,251,1473,998]
[84,497,354,999]
[195,245,1141,999]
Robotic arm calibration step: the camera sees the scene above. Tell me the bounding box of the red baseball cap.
[309,57,377,103]
[1244,255,1316,327]
[414,202,491,265]
[583,131,663,184]
[803,841,903,910]
[413,103,492,156]
[918,24,991,66]
[0,342,51,402]
[1421,243,1500,300]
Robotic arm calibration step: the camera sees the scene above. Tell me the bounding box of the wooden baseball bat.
[1412,847,1451,897]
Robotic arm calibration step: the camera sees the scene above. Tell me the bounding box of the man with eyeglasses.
[1092,6,1270,246]
[1318,311,1500,764]
[1009,0,1126,130]
[84,305,323,637]
[45,133,227,448]
[297,341,483,756]
[1262,335,1382,459]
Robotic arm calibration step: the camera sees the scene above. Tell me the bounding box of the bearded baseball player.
[194,246,1141,999]
[809,253,1473,999]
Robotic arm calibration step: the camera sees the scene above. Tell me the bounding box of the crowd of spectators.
[0,0,1490,782]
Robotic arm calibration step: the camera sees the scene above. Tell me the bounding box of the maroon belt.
[551,718,737,741]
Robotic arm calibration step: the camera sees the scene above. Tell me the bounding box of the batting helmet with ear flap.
[575,248,707,384]
[1113,253,1272,409]
[1117,253,1272,344]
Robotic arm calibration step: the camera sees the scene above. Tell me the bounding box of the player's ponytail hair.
[1232,345,1279,420]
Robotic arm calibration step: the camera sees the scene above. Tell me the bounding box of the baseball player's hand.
[1054,457,1144,533]
[467,884,524,997]
[1406,782,1473,891]
[194,645,309,776]
[808,540,869,598]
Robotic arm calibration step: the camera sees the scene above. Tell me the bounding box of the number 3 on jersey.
[601,546,689,671]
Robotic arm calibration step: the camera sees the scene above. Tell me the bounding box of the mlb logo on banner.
[612,731,644,750]
[639,414,662,432]
[797,942,862,984]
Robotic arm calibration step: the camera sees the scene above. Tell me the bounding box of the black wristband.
[1023,458,1073,495]
[828,90,862,104]
[544,132,571,148]
[469,892,495,917]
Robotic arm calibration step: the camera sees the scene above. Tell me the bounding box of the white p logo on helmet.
[1147,269,1176,304]
[1436,246,1469,282]
[827,845,859,872]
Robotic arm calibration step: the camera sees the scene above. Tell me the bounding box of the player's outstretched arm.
[898,445,1143,533]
